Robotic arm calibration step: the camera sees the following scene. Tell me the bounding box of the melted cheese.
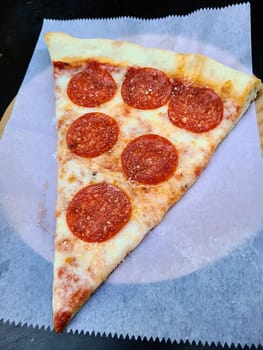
[53,62,241,317]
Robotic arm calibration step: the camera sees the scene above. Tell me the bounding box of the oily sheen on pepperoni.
[66,112,119,158]
[168,80,223,133]
[121,134,178,184]
[67,63,117,107]
[66,183,132,243]
[121,67,172,109]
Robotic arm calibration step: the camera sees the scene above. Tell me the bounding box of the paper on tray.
[1,3,263,346]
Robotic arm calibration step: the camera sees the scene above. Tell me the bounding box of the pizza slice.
[45,32,262,333]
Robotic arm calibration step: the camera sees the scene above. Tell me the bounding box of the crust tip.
[54,310,72,333]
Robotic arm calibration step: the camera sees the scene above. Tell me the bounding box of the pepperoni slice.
[67,63,117,107]
[121,67,172,109]
[168,80,223,133]
[66,113,119,158]
[66,183,132,243]
[121,134,178,184]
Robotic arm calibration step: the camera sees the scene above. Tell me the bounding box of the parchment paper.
[1,3,263,346]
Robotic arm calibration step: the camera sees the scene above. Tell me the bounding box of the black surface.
[1,321,244,350]
[0,0,263,349]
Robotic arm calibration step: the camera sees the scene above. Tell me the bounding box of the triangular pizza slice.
[45,32,262,332]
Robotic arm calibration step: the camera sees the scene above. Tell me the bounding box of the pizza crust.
[45,32,262,109]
